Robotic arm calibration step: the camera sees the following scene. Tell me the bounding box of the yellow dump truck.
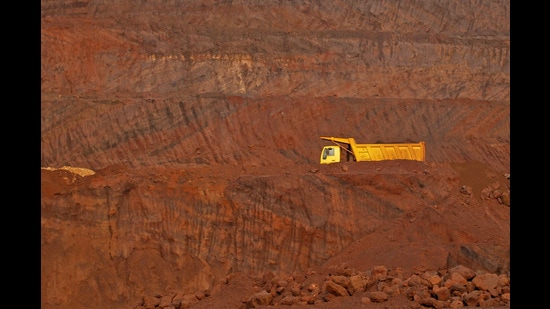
[320,137,425,164]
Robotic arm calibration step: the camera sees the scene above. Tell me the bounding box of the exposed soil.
[41,1,509,308]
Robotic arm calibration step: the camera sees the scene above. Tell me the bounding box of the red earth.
[41,1,510,308]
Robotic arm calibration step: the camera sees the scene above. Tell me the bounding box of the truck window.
[323,148,334,160]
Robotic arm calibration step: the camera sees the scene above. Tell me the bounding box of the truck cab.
[320,146,341,164]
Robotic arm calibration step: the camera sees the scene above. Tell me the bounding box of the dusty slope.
[41,0,510,171]
[41,1,509,308]
[41,160,510,308]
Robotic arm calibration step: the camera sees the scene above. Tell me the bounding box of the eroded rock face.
[41,1,509,308]
[41,160,510,308]
[41,0,509,172]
